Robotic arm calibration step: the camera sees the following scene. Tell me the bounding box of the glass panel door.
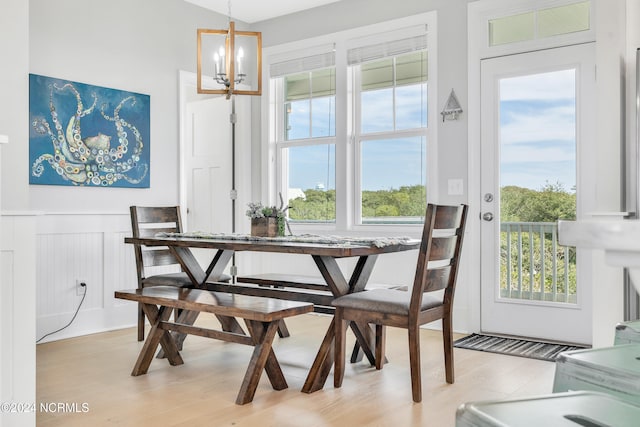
[480,44,595,344]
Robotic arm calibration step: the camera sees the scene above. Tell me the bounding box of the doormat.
[453,333,588,362]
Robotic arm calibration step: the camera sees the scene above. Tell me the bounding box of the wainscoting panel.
[105,231,138,308]
[35,213,138,343]
[1,250,15,410]
[36,232,105,316]
[1,213,37,427]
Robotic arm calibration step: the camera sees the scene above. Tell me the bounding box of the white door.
[185,96,233,234]
[480,44,596,345]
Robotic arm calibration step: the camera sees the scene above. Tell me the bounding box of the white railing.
[501,222,576,304]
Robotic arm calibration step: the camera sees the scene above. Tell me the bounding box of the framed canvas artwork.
[29,74,150,187]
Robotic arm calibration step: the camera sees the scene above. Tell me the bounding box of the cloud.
[501,103,575,145]
[501,141,575,163]
[500,69,575,101]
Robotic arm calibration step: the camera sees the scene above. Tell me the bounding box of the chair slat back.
[130,206,184,278]
[434,205,464,229]
[137,226,180,238]
[134,206,181,225]
[410,204,468,311]
[141,249,180,268]
[429,236,459,262]
[423,265,453,293]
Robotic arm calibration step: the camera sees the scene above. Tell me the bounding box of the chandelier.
[196,5,262,97]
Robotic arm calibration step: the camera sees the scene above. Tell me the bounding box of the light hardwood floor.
[37,313,556,427]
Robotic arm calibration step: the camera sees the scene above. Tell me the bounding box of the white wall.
[26,0,229,213]
[626,2,640,210]
[253,0,471,206]
[1,2,34,426]
[0,1,29,210]
[21,0,233,340]
[589,0,627,347]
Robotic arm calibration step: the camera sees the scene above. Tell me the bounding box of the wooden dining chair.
[130,206,229,341]
[332,203,468,403]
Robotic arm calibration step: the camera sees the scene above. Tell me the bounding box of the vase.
[251,217,279,237]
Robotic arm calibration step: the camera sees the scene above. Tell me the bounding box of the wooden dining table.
[124,232,420,393]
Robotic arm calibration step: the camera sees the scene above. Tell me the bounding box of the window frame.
[475,0,594,59]
[351,53,429,225]
[272,65,338,225]
[263,12,438,233]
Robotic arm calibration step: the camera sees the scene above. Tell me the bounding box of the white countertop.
[559,219,640,253]
[559,219,640,289]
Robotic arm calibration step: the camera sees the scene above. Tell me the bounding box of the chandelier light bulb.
[237,47,244,76]
[213,52,220,76]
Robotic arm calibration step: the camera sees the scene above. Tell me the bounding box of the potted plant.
[246,200,288,237]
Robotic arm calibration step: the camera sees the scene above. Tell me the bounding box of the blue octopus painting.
[29,74,150,187]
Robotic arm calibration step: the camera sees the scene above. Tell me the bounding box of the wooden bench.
[115,286,313,405]
[236,273,407,294]
[233,274,407,363]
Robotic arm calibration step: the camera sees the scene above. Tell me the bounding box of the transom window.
[488,1,591,47]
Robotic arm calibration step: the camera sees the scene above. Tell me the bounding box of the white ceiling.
[185,0,342,24]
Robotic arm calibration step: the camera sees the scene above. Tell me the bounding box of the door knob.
[482,212,494,221]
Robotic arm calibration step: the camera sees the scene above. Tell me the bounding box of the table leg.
[276,319,290,338]
[203,249,234,283]
[347,255,389,366]
[156,247,244,358]
[236,320,285,405]
[132,304,183,376]
[313,255,380,364]
[350,323,389,365]
[302,316,336,393]
[349,321,376,365]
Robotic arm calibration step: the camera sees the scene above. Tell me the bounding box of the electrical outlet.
[76,279,87,296]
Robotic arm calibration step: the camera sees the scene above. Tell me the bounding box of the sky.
[499,69,576,192]
[286,83,427,192]
[285,68,576,194]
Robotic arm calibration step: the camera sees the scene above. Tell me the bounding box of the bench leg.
[277,319,290,338]
[255,284,291,339]
[236,320,285,405]
[132,304,183,376]
[375,324,385,370]
[138,302,145,342]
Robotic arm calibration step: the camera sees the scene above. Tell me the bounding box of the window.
[267,13,436,229]
[270,49,336,222]
[285,69,336,140]
[352,48,428,224]
[488,1,591,46]
[283,69,337,222]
